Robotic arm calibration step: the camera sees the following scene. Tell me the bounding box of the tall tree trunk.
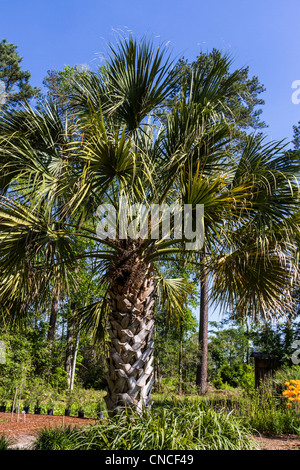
[105,256,156,415]
[153,327,160,393]
[246,321,250,365]
[70,319,82,391]
[284,312,293,354]
[196,260,209,395]
[65,310,75,389]
[178,322,183,395]
[48,286,60,346]
[154,358,160,392]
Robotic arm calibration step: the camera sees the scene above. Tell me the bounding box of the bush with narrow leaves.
[33,399,257,450]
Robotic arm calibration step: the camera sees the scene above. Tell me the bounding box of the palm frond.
[0,197,77,311]
[104,35,177,130]
[156,274,195,325]
[210,240,298,321]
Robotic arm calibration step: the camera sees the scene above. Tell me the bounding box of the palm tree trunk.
[196,261,209,395]
[105,260,156,414]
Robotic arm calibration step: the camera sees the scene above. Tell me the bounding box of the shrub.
[33,399,257,450]
[238,381,300,435]
[33,426,77,450]
[217,362,254,389]
[272,365,300,394]
[0,434,13,450]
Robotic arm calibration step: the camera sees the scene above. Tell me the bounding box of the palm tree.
[0,36,299,412]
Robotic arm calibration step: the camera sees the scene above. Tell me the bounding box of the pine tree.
[0,39,40,109]
[292,121,300,149]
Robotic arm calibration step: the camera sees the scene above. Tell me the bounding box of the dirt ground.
[253,433,300,451]
[0,411,300,450]
[0,411,97,449]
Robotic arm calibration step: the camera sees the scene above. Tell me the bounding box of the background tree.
[292,121,300,150]
[0,39,40,109]
[153,260,198,394]
[42,65,91,115]
[208,318,255,389]
[172,48,267,133]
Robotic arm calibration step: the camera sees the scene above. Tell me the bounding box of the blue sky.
[1,0,300,323]
[1,0,300,144]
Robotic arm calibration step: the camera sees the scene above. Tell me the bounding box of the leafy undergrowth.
[153,384,300,437]
[33,399,258,450]
[0,434,13,450]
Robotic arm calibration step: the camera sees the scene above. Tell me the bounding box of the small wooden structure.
[251,352,276,388]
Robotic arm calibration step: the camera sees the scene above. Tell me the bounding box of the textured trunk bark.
[197,262,209,395]
[178,323,183,395]
[48,286,60,346]
[70,319,82,391]
[65,312,75,389]
[105,257,156,415]
[246,321,249,364]
[154,355,161,392]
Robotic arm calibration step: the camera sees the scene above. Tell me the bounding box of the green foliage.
[34,425,77,451]
[240,382,300,435]
[49,367,68,390]
[154,316,198,393]
[0,322,106,412]
[250,317,300,367]
[0,328,33,404]
[208,315,300,390]
[0,35,299,415]
[0,433,12,450]
[273,364,300,385]
[42,64,92,114]
[173,48,266,132]
[28,377,48,408]
[213,363,255,390]
[208,318,254,389]
[33,399,257,450]
[292,121,300,149]
[0,39,40,108]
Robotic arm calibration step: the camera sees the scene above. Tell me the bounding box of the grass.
[153,378,300,436]
[34,425,79,451]
[33,398,258,450]
[0,434,13,450]
[30,384,300,450]
[6,369,300,450]
[238,388,300,435]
